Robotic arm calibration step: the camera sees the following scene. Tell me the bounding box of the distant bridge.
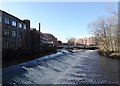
[57,45,98,50]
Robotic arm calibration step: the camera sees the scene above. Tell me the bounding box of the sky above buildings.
[0,2,118,42]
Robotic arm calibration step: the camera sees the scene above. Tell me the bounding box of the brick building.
[1,10,58,56]
[76,36,97,46]
[57,40,62,46]
[0,10,30,51]
[42,33,58,46]
[40,32,48,46]
[29,28,41,53]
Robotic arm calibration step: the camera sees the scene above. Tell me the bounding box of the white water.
[2,50,118,84]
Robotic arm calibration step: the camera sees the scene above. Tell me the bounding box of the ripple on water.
[3,50,119,84]
[56,77,87,84]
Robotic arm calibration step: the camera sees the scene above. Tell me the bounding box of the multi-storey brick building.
[76,36,97,46]
[0,10,30,52]
[40,32,49,46]
[29,28,40,52]
[42,33,58,46]
[57,40,62,46]
[1,10,58,57]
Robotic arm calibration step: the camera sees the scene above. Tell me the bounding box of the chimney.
[39,23,41,32]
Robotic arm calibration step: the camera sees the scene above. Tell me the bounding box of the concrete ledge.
[2,50,72,71]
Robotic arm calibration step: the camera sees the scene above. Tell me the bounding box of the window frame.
[11,30,16,37]
[12,20,17,27]
[23,24,26,29]
[4,29,10,36]
[18,22,22,28]
[4,17,10,24]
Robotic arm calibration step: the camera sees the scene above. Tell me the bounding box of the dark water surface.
[2,50,119,84]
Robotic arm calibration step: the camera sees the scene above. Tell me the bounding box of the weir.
[2,50,118,84]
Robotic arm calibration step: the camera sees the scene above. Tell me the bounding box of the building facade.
[40,32,48,45]
[76,36,97,46]
[57,40,62,46]
[1,10,30,51]
[1,10,58,55]
[42,33,58,46]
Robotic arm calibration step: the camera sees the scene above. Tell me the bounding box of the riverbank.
[2,49,74,68]
[2,45,58,68]
[97,50,120,60]
[2,50,57,68]
[2,50,118,84]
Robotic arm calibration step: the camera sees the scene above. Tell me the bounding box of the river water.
[2,50,119,84]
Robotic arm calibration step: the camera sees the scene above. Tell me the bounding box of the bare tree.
[89,14,119,53]
[67,37,76,46]
[106,3,118,15]
[106,3,120,52]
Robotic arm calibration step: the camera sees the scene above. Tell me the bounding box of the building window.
[19,32,22,39]
[12,20,17,26]
[12,30,16,37]
[0,16,2,22]
[5,41,9,48]
[18,22,22,28]
[4,29,9,36]
[4,17,9,24]
[23,24,26,29]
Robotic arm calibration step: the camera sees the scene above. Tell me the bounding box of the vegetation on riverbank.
[97,50,120,60]
[89,6,120,59]
[2,45,57,68]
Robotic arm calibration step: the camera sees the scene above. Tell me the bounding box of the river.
[2,50,119,85]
